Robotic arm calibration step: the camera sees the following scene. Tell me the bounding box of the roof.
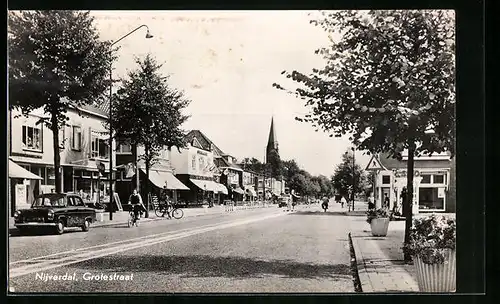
[379,152,453,170]
[266,117,279,154]
[185,130,225,156]
[216,157,242,171]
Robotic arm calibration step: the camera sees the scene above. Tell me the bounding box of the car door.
[64,196,76,227]
[75,196,91,224]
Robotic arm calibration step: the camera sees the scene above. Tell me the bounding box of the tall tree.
[332,151,365,203]
[274,10,455,262]
[110,54,190,217]
[8,10,115,193]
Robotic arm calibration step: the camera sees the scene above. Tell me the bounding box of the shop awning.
[214,182,228,195]
[245,187,257,197]
[190,179,218,192]
[141,169,189,190]
[232,187,245,195]
[9,160,43,180]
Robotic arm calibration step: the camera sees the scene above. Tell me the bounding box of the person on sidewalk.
[383,193,390,209]
[128,189,146,226]
[321,197,329,212]
[340,196,346,209]
[368,196,375,210]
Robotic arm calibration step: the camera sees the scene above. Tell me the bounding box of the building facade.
[370,151,456,214]
[9,105,116,212]
[169,141,227,205]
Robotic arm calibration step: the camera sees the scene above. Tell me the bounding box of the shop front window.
[418,187,445,210]
[433,174,445,184]
[46,168,56,186]
[420,174,431,184]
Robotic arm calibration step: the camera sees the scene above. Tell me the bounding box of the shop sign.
[393,170,420,178]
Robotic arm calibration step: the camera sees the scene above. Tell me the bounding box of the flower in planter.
[403,214,456,264]
[366,208,390,224]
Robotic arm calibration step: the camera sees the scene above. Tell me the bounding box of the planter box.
[414,250,456,292]
[370,218,390,236]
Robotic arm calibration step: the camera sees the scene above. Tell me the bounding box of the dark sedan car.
[13,193,97,235]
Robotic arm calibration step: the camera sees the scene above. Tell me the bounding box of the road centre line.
[10,212,284,278]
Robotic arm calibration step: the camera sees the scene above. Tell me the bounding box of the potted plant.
[403,214,456,292]
[366,208,391,236]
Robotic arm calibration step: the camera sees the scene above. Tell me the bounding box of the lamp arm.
[111,25,150,47]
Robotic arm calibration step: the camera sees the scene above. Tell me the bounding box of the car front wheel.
[81,219,90,232]
[55,220,65,235]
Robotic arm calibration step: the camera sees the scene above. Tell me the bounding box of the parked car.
[13,193,97,235]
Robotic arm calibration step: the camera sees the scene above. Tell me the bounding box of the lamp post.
[351,147,355,211]
[108,25,153,221]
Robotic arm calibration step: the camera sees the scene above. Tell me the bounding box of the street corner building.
[8,103,116,216]
[367,151,456,214]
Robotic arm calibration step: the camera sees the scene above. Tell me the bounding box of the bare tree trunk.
[50,112,62,193]
[404,141,416,263]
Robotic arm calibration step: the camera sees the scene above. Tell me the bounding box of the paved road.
[9,204,354,293]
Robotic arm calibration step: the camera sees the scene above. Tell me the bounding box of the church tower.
[266,117,279,163]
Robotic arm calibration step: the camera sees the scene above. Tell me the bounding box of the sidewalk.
[8,203,275,233]
[348,216,419,292]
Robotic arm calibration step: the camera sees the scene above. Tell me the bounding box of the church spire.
[266,116,279,163]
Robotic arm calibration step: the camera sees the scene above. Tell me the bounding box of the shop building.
[369,151,456,214]
[114,143,189,206]
[169,139,228,206]
[242,170,258,202]
[9,104,116,213]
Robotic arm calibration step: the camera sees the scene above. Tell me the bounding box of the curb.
[349,232,374,292]
[348,232,363,292]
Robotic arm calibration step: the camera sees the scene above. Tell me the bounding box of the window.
[191,155,196,170]
[433,174,445,184]
[382,175,391,184]
[199,157,205,172]
[90,130,109,159]
[118,143,132,154]
[22,125,42,151]
[421,174,431,184]
[72,126,82,150]
[418,187,445,210]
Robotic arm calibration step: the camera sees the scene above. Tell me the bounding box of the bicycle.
[127,211,140,227]
[154,202,184,219]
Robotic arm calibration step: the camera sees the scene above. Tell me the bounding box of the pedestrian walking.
[340,196,346,209]
[383,193,390,209]
[368,196,375,210]
[321,197,329,212]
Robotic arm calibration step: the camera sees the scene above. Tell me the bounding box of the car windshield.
[32,196,66,207]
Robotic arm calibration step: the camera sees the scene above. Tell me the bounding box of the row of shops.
[7,106,284,214]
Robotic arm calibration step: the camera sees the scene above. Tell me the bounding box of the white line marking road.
[9,212,285,278]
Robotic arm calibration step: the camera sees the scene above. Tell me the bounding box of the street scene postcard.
[8,10,458,293]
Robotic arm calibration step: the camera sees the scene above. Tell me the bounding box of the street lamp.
[108,25,153,221]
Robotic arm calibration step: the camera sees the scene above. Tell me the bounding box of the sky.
[91,10,372,177]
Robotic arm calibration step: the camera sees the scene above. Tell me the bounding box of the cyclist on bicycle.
[160,187,172,219]
[128,189,146,225]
